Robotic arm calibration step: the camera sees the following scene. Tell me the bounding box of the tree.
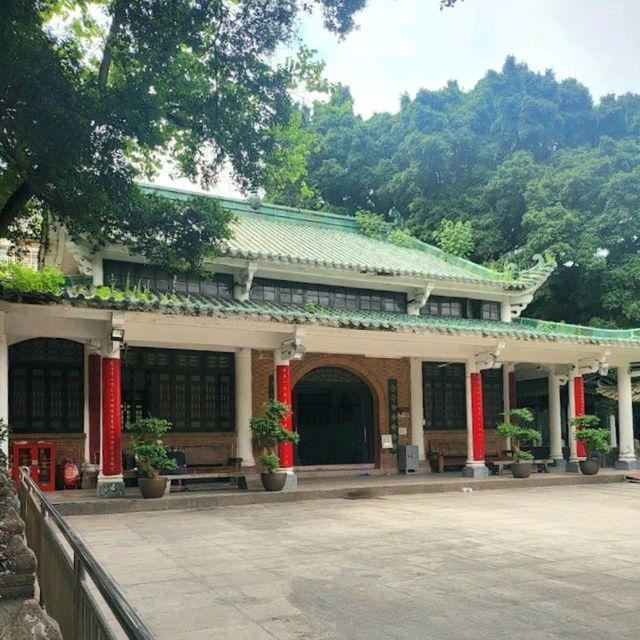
[0,0,368,270]
[266,57,640,328]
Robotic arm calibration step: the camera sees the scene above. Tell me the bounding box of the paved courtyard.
[69,484,640,640]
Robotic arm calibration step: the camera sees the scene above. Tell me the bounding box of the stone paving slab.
[67,484,640,640]
[51,469,624,515]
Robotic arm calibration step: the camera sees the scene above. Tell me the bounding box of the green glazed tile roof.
[141,185,553,291]
[5,286,640,348]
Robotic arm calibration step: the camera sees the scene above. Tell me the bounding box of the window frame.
[122,347,235,433]
[9,339,84,434]
[249,278,407,314]
[103,260,234,299]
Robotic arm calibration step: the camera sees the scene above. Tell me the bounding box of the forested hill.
[264,57,640,329]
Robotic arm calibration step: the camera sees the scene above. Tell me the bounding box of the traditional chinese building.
[0,185,638,496]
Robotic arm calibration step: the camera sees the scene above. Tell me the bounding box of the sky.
[156,0,640,193]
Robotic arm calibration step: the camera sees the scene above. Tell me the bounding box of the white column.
[548,372,565,468]
[462,359,488,478]
[609,414,618,449]
[566,370,580,472]
[409,358,425,462]
[235,348,255,467]
[500,301,512,323]
[616,365,638,470]
[0,325,8,465]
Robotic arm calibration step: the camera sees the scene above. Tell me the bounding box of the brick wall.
[251,350,411,470]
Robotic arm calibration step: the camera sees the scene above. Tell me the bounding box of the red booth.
[12,440,56,492]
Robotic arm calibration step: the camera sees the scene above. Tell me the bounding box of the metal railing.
[18,468,155,640]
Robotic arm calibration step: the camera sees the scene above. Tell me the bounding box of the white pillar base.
[462,463,489,479]
[615,458,638,470]
[565,460,580,473]
[552,457,566,470]
[96,475,125,498]
[283,470,298,490]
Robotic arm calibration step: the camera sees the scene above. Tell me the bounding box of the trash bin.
[81,463,99,490]
[398,445,419,474]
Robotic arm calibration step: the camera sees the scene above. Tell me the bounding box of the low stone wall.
[0,471,62,639]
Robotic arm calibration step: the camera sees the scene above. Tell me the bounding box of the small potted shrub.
[496,408,542,478]
[126,418,177,498]
[572,414,610,475]
[250,400,300,492]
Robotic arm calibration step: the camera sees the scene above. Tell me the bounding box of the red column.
[88,353,101,465]
[574,375,587,457]
[276,364,293,468]
[101,357,122,476]
[508,371,517,410]
[471,372,485,461]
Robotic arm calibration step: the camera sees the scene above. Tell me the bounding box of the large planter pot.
[579,459,600,475]
[261,472,287,492]
[511,462,532,479]
[138,476,168,499]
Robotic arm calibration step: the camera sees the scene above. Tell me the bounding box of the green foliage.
[126,418,177,479]
[0,1,366,270]
[250,401,300,473]
[0,261,64,295]
[496,408,542,462]
[388,228,414,247]
[571,415,611,456]
[355,210,387,240]
[265,58,640,328]
[433,219,475,258]
[259,453,281,473]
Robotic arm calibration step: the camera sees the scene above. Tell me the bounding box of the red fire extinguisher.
[62,459,80,490]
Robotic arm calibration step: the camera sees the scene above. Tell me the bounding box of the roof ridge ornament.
[407,282,435,316]
[474,342,506,370]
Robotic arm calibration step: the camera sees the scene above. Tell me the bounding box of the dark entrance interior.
[293,367,374,466]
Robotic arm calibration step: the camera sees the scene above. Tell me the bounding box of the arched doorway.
[293,367,374,466]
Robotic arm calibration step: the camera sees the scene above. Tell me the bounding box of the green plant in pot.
[126,418,177,498]
[572,414,610,475]
[250,400,299,492]
[496,408,542,478]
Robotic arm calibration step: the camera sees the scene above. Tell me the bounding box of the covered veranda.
[0,296,638,496]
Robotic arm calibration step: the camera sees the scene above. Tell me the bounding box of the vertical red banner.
[471,372,485,461]
[574,376,586,457]
[508,371,517,410]
[88,353,101,465]
[101,357,122,476]
[276,364,293,468]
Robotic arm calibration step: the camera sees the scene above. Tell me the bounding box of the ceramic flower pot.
[138,476,168,499]
[260,472,287,492]
[511,462,532,479]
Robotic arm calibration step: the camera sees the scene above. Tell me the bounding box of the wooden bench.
[172,444,242,474]
[490,459,553,476]
[166,471,250,492]
[427,437,502,473]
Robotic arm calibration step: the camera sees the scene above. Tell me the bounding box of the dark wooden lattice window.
[482,302,501,321]
[422,362,467,430]
[103,260,233,298]
[249,278,406,313]
[122,347,234,432]
[9,339,84,433]
[482,369,504,429]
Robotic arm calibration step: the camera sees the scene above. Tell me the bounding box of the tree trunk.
[0,181,32,238]
[98,6,124,88]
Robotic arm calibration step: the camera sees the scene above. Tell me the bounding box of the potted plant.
[126,418,177,498]
[496,408,542,478]
[250,400,300,492]
[572,414,610,475]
